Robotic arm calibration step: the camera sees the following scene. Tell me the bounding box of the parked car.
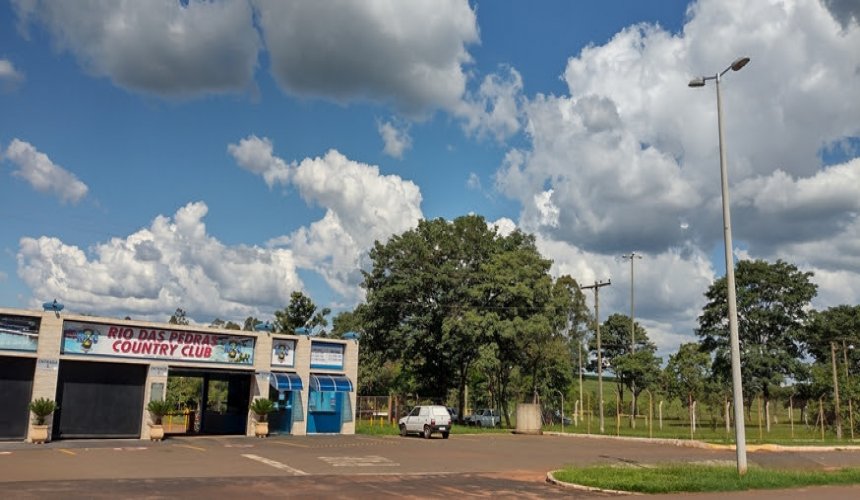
[447,407,459,422]
[399,405,452,439]
[469,408,501,427]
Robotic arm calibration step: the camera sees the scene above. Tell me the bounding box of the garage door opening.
[166,369,250,435]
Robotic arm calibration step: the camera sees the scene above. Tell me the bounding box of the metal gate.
[54,360,146,439]
[0,357,35,439]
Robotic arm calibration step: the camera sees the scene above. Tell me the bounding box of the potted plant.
[28,397,56,444]
[146,399,172,441]
[250,398,275,438]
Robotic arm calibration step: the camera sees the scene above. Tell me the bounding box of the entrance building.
[0,307,358,442]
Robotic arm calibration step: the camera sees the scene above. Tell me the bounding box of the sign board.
[310,341,344,370]
[61,321,255,365]
[149,365,169,377]
[271,338,296,368]
[0,314,40,352]
[37,358,59,371]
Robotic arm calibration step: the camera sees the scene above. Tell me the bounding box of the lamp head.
[688,77,705,88]
[731,57,750,71]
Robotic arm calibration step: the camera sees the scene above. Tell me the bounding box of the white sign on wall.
[310,341,344,370]
[271,339,296,367]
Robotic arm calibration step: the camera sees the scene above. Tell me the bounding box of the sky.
[1,0,859,359]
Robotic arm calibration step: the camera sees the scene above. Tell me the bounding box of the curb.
[546,470,641,495]
[542,432,860,452]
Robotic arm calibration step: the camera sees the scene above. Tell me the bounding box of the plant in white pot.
[250,398,275,438]
[28,398,56,444]
[146,399,172,441]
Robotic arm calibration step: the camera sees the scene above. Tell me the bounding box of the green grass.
[553,464,860,494]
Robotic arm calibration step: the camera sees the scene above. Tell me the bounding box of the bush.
[147,399,173,425]
[29,398,57,425]
[250,398,275,421]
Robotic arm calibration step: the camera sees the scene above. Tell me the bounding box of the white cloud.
[489,217,516,237]
[3,139,88,204]
[227,135,291,188]
[231,137,423,298]
[466,172,482,191]
[455,65,524,141]
[255,0,478,115]
[17,202,302,321]
[12,0,260,96]
[494,0,860,342]
[0,58,24,90]
[378,120,412,159]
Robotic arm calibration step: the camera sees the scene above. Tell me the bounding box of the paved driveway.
[2,433,860,498]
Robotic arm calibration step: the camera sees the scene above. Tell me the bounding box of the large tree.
[664,342,713,430]
[360,215,579,423]
[274,291,331,336]
[696,259,817,417]
[588,313,655,404]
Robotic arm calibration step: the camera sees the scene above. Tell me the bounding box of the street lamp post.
[689,56,750,475]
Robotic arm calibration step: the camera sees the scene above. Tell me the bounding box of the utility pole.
[832,341,842,439]
[582,279,611,433]
[621,252,642,427]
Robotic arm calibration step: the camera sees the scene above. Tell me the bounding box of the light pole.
[621,252,642,427]
[689,56,750,475]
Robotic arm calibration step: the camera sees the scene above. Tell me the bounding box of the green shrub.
[146,399,173,425]
[250,398,275,421]
[29,398,57,425]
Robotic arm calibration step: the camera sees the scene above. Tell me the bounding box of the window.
[308,390,337,413]
[408,407,420,417]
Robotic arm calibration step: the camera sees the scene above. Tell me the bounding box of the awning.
[270,372,303,392]
[310,374,353,392]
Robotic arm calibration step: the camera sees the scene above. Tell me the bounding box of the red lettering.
[168,332,179,342]
[112,340,122,351]
[122,328,133,339]
[158,330,166,341]
[108,326,119,339]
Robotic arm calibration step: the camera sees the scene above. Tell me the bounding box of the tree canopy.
[696,259,817,403]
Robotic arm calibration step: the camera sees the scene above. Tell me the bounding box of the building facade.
[0,307,358,442]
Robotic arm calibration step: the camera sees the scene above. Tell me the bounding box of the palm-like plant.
[29,398,57,425]
[249,398,275,422]
[146,399,173,425]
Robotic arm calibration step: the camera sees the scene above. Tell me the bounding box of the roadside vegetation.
[552,464,860,494]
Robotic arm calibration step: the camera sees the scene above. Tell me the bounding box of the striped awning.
[270,372,303,392]
[310,374,353,392]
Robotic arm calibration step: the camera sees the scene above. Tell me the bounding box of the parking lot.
[3,433,860,498]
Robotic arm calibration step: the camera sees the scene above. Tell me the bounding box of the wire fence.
[357,393,860,443]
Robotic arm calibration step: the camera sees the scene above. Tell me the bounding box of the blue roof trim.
[270,372,303,392]
[310,374,353,392]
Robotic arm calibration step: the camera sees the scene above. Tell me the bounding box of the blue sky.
[1,0,859,356]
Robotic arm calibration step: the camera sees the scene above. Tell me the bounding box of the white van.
[398,405,451,439]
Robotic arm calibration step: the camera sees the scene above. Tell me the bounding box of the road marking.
[272,441,309,448]
[224,444,254,448]
[57,449,76,456]
[318,455,399,467]
[241,454,308,475]
[173,444,207,452]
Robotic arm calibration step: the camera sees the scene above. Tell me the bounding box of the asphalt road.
[2,432,860,498]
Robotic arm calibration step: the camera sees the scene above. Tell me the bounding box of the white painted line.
[0,452,11,455]
[241,454,308,475]
[318,455,399,467]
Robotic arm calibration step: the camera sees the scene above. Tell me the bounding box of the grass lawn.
[553,464,860,494]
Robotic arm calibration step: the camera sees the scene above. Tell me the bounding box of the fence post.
[819,397,825,441]
[789,394,794,439]
[659,400,663,430]
[757,395,763,442]
[616,391,620,436]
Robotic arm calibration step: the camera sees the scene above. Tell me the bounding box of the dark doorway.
[54,360,146,439]
[166,369,250,435]
[0,357,36,440]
